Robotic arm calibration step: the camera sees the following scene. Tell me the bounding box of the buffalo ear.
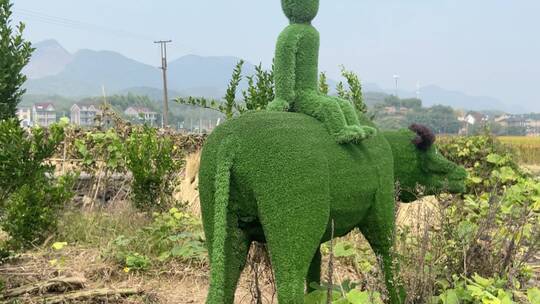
[409,124,435,151]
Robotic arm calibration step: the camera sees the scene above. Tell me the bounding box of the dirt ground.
[0,245,281,303]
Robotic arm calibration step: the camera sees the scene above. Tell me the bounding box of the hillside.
[24,40,255,98]
[23,40,517,112]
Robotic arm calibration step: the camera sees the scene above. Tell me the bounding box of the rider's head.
[281,0,319,24]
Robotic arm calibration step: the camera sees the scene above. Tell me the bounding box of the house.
[32,103,56,127]
[525,119,540,136]
[16,107,32,127]
[460,111,488,126]
[71,103,101,126]
[124,106,159,125]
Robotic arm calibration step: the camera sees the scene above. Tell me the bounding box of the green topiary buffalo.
[267,0,376,143]
[200,111,467,304]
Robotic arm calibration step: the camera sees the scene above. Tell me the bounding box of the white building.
[32,103,57,127]
[124,106,159,125]
[71,103,101,126]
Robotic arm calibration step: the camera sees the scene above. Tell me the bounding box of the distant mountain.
[24,40,516,112]
[25,41,255,98]
[24,39,73,79]
[26,49,161,96]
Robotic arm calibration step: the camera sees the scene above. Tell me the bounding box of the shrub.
[125,126,182,211]
[0,0,34,119]
[0,119,74,250]
[108,207,206,271]
[3,175,75,250]
[0,119,65,204]
[387,134,540,303]
[438,134,524,194]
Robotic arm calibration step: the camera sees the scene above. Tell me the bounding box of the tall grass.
[499,136,540,165]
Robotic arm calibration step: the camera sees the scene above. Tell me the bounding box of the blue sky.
[12,0,540,111]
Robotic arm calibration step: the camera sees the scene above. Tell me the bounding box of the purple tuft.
[409,124,435,151]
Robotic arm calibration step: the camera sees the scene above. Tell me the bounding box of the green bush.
[125,126,182,211]
[3,175,75,250]
[438,134,523,194]
[437,275,540,304]
[0,119,74,250]
[386,134,539,303]
[0,119,65,204]
[108,207,206,271]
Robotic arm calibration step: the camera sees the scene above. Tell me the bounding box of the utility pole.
[154,40,172,127]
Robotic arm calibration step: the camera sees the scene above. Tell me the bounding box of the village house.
[16,107,32,127]
[492,114,540,136]
[458,111,489,135]
[383,106,409,115]
[32,103,57,127]
[526,119,540,136]
[70,103,101,126]
[460,111,489,126]
[124,106,159,125]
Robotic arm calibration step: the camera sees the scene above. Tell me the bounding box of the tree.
[406,105,460,134]
[318,72,329,95]
[0,0,34,120]
[337,66,367,113]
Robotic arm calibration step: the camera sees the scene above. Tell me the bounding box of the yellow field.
[499,136,540,165]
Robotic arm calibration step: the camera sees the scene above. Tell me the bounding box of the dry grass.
[174,151,202,217]
[499,136,540,165]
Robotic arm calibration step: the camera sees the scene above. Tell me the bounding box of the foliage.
[380,134,540,303]
[125,126,182,211]
[109,207,206,271]
[2,175,75,250]
[406,105,461,134]
[337,66,367,114]
[0,119,66,204]
[305,282,384,304]
[240,63,275,112]
[319,72,330,95]
[0,119,76,251]
[438,134,522,194]
[372,97,461,134]
[75,128,125,174]
[437,275,540,304]
[0,0,34,120]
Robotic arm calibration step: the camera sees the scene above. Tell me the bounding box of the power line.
[154,40,172,128]
[13,9,157,41]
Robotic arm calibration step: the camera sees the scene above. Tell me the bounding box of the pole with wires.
[154,40,172,128]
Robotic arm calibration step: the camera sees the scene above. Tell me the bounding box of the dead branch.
[2,276,86,298]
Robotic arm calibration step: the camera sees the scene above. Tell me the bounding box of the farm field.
[499,136,540,165]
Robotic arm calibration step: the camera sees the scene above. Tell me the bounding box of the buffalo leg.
[206,216,251,304]
[257,184,329,302]
[306,248,322,292]
[359,186,405,304]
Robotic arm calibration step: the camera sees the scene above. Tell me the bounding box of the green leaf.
[528,288,540,304]
[347,289,369,304]
[440,289,459,304]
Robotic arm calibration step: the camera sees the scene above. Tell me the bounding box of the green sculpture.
[200,111,466,304]
[267,0,376,143]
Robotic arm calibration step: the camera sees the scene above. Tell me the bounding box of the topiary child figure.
[267,0,376,143]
